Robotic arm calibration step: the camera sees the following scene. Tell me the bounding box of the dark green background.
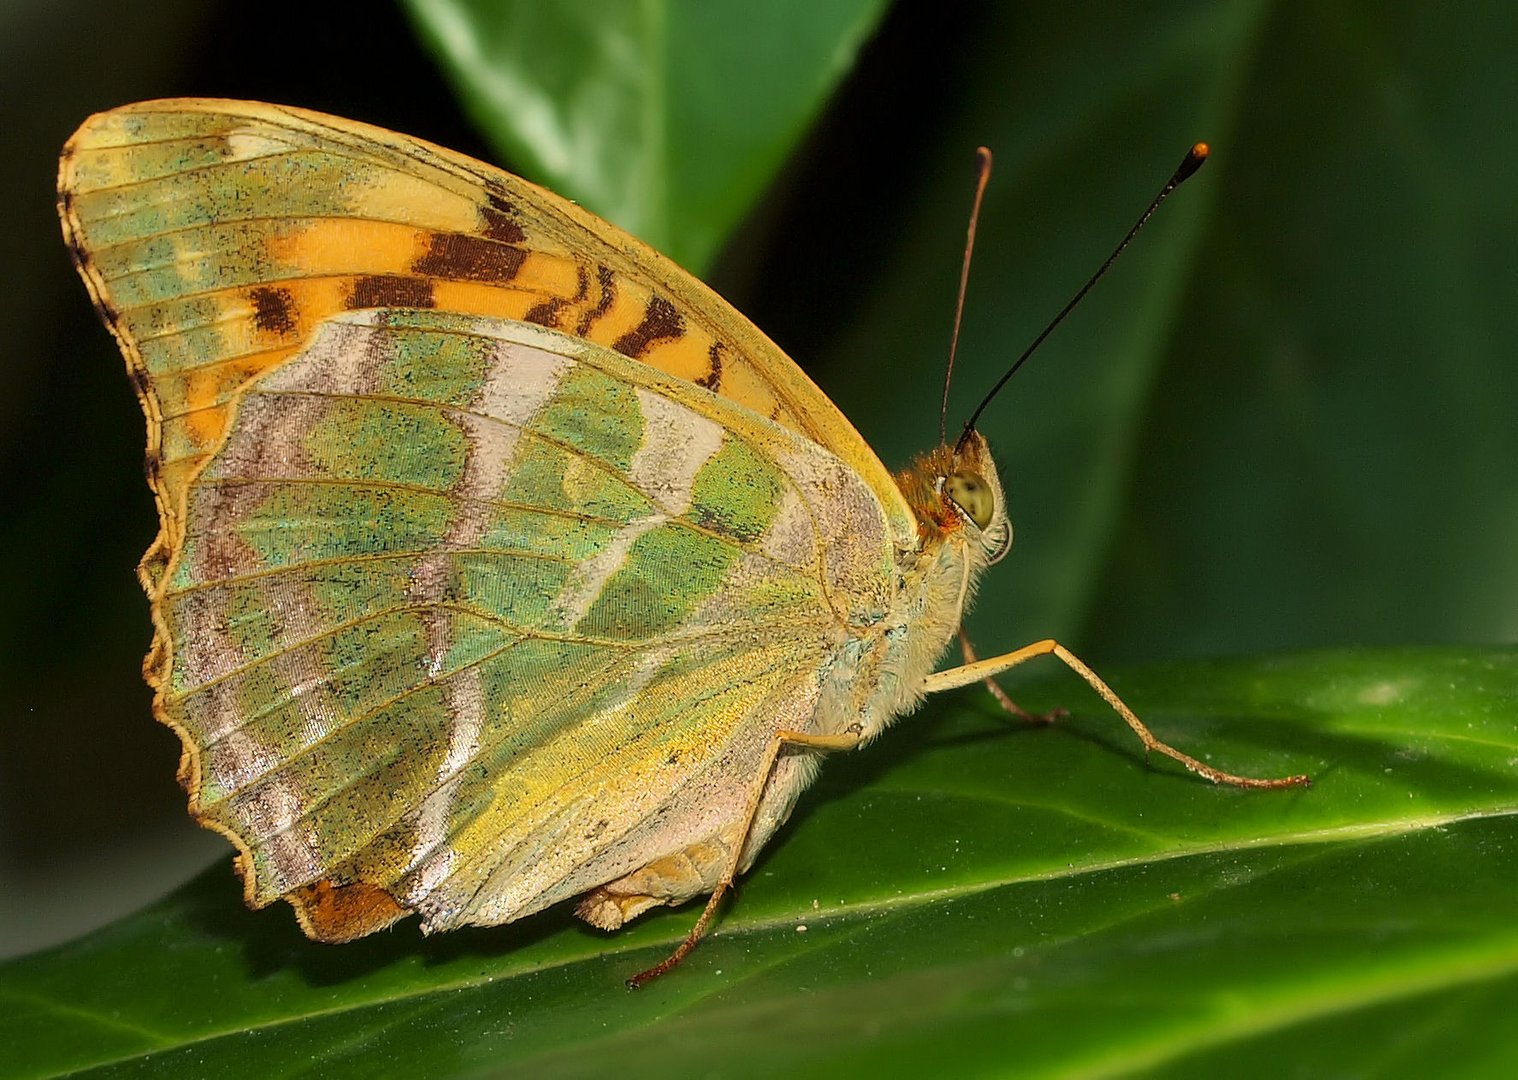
[1,1,1514,1076]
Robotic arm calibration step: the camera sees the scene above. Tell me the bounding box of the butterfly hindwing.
[158,311,898,934]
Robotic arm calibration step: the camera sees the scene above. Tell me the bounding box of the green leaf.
[4,648,1515,1078]
[398,0,890,273]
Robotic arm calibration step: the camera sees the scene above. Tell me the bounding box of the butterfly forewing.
[57,98,915,583]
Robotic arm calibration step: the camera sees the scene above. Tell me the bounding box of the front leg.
[958,628,1066,724]
[925,639,1309,790]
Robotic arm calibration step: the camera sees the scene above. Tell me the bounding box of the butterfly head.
[927,145,1212,568]
[899,430,1012,565]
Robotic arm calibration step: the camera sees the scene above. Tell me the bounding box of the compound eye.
[944,471,994,529]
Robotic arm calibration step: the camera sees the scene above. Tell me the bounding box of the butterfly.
[58,100,1307,985]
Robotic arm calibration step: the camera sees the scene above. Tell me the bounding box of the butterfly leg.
[923,639,1309,789]
[626,724,864,989]
[958,628,1066,723]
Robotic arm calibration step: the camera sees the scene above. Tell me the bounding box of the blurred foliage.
[401,0,890,272]
[2,0,1515,1075]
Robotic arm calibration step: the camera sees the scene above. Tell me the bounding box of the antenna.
[955,142,1210,450]
[940,146,994,442]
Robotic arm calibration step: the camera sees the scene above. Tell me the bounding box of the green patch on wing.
[458,551,576,629]
[137,296,229,376]
[372,319,496,407]
[531,363,644,473]
[689,436,785,543]
[72,150,357,250]
[193,484,450,576]
[303,398,469,494]
[479,507,618,565]
[576,527,736,640]
[499,437,651,522]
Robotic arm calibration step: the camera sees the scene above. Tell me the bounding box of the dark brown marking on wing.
[523,297,566,328]
[125,363,152,400]
[57,186,89,270]
[249,286,297,335]
[577,265,617,337]
[484,188,518,216]
[60,185,124,332]
[480,191,527,243]
[60,161,138,344]
[613,295,685,359]
[695,341,725,390]
[347,275,436,309]
[143,447,162,484]
[528,264,590,328]
[413,232,527,283]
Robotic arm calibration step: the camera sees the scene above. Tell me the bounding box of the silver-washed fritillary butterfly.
[58,100,1306,985]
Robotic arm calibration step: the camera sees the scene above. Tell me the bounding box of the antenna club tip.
[1173,142,1210,185]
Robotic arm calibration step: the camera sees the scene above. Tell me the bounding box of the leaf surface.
[4,648,1514,1078]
